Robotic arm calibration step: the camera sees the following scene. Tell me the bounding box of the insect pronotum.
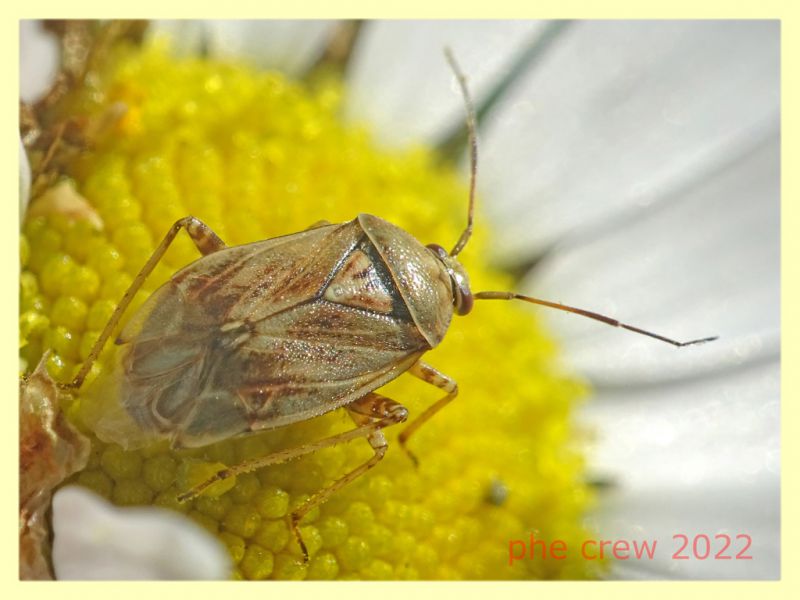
[59,48,717,561]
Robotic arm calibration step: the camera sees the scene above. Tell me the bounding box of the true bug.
[59,49,716,559]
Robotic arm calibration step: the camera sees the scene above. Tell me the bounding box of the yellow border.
[7,1,799,18]
[6,2,796,598]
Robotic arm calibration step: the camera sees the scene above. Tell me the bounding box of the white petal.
[52,486,231,580]
[581,358,779,579]
[479,20,780,262]
[525,131,779,385]
[345,20,548,148]
[19,20,60,104]
[152,20,337,76]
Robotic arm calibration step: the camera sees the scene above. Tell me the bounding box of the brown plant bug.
[59,48,717,561]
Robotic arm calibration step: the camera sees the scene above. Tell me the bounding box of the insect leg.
[287,392,409,560]
[61,216,227,390]
[397,360,458,467]
[176,394,407,501]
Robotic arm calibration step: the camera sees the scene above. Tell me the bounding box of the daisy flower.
[19,19,779,580]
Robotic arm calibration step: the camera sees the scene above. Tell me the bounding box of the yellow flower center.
[20,39,604,580]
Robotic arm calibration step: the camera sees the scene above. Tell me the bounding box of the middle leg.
[398,360,458,467]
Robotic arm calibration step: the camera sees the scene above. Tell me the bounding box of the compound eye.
[455,285,474,316]
[450,269,473,316]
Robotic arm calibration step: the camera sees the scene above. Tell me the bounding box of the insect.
[59,49,717,560]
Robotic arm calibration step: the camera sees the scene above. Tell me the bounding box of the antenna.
[444,50,717,349]
[475,291,718,347]
[444,47,477,258]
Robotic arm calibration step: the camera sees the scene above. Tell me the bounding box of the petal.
[151,19,337,76]
[52,486,231,580]
[525,131,779,385]
[581,358,779,579]
[19,20,60,104]
[478,20,780,262]
[345,20,548,147]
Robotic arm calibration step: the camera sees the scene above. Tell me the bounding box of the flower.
[19,19,779,580]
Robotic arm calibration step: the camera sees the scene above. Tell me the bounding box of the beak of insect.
[426,243,474,317]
